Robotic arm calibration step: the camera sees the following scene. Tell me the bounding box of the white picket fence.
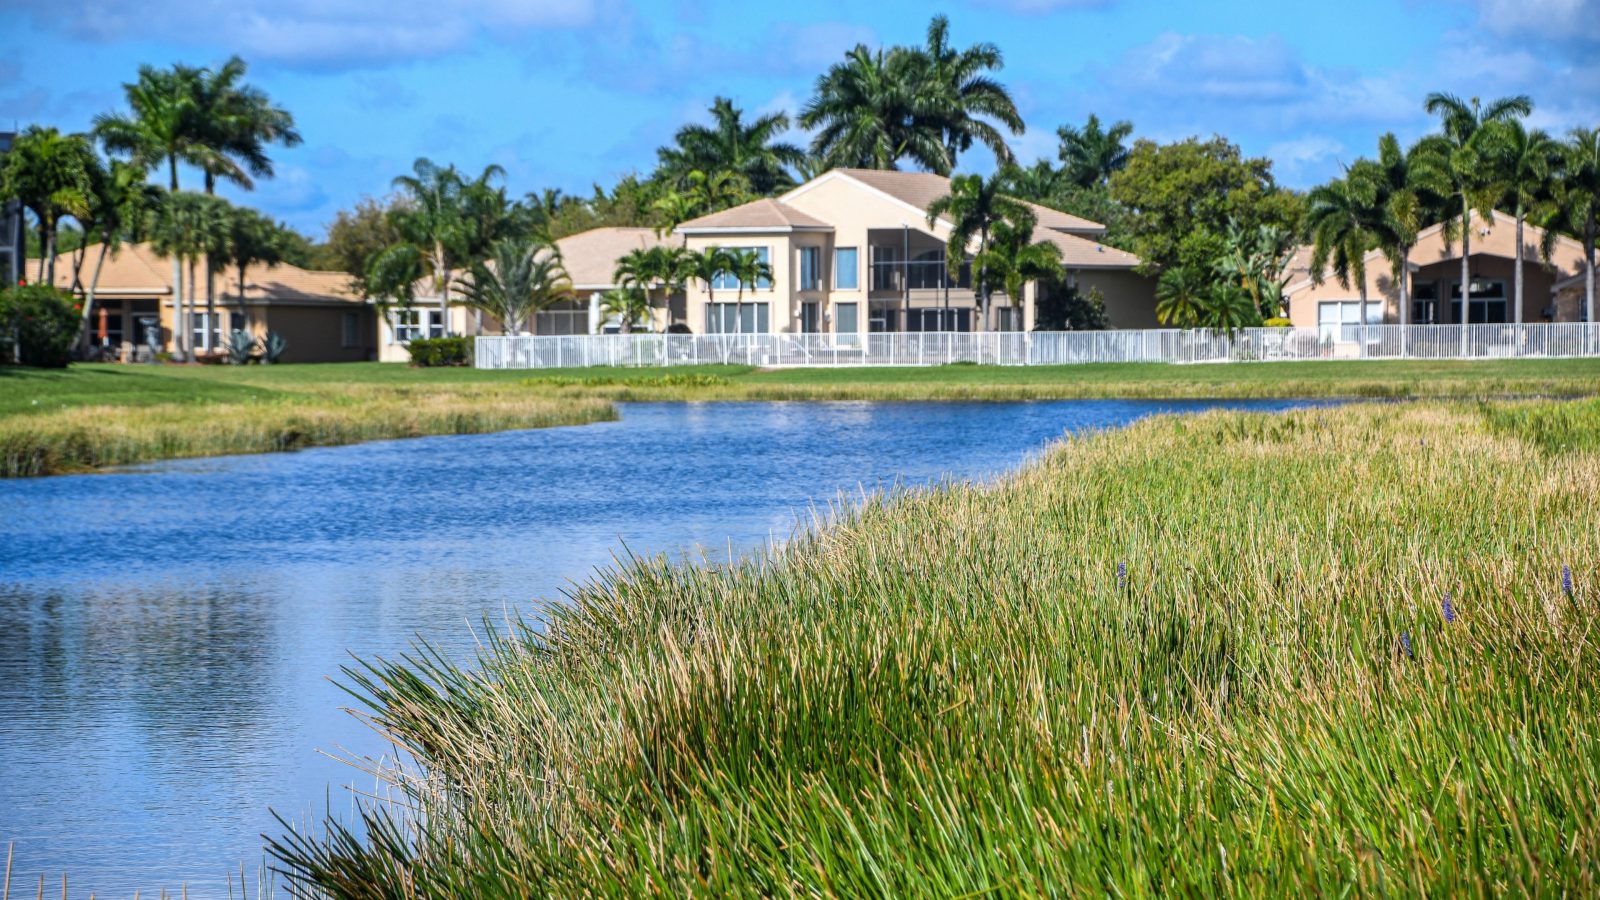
[474,324,1600,370]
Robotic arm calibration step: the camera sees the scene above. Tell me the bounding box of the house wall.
[1072,269,1159,329]
[680,233,795,334]
[262,305,377,363]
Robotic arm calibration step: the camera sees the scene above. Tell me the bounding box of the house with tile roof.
[49,242,378,363]
[671,168,1157,335]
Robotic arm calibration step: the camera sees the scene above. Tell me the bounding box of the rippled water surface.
[0,399,1326,896]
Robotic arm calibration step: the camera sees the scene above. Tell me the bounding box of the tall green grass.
[270,400,1599,896]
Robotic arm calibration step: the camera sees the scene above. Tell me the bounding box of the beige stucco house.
[50,242,378,363]
[671,168,1155,336]
[1284,210,1594,341]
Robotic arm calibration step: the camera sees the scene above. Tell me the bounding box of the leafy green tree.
[1366,133,1448,325]
[1155,265,1207,327]
[656,97,805,196]
[1109,136,1303,275]
[1542,128,1600,328]
[456,237,571,335]
[189,56,301,195]
[1415,93,1531,332]
[598,287,651,334]
[218,205,290,322]
[801,46,946,172]
[1305,170,1385,325]
[1198,282,1260,335]
[1057,114,1134,188]
[94,63,206,192]
[725,248,772,334]
[614,245,691,332]
[1216,220,1295,319]
[0,126,98,284]
[318,195,404,294]
[1034,281,1108,331]
[686,246,737,314]
[150,191,229,359]
[926,171,1029,329]
[1492,120,1560,324]
[914,15,1023,170]
[970,207,1061,324]
[78,158,163,352]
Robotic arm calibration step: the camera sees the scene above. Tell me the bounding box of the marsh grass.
[269,400,1600,896]
[0,384,615,477]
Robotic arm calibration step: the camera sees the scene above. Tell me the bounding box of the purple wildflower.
[1441,592,1456,624]
[1117,561,1127,590]
[1562,565,1574,600]
[1400,632,1414,659]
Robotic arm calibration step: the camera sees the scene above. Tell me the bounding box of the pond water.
[0,399,1326,896]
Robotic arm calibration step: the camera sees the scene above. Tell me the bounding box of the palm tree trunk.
[1397,243,1411,357]
[80,238,111,357]
[1514,204,1525,328]
[435,243,450,338]
[172,256,184,360]
[188,257,199,360]
[1460,202,1471,355]
[43,223,57,287]
[1586,219,1596,353]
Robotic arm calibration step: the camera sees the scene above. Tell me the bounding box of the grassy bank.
[271,397,1599,896]
[3,358,1599,476]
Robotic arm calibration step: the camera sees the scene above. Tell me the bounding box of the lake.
[0,399,1325,896]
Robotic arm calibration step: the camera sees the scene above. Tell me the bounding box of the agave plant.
[261,331,287,364]
[224,329,258,365]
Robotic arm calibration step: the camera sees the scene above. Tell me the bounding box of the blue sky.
[4,0,1598,237]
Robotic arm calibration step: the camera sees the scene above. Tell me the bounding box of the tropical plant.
[1155,265,1207,327]
[913,15,1023,170]
[725,248,772,334]
[261,330,287,364]
[1198,281,1260,335]
[0,126,98,284]
[1057,114,1134,188]
[614,245,691,332]
[926,171,1029,329]
[686,245,737,312]
[94,63,206,192]
[1216,219,1296,319]
[0,284,79,367]
[970,208,1061,319]
[1367,133,1448,326]
[219,206,289,323]
[78,158,163,354]
[224,328,257,365]
[1416,93,1531,336]
[800,46,947,172]
[597,287,652,334]
[1306,169,1385,326]
[1491,121,1561,325]
[656,97,806,196]
[455,238,571,335]
[150,191,229,360]
[1542,128,1600,329]
[188,55,301,195]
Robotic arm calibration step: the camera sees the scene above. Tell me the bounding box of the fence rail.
[474,324,1600,370]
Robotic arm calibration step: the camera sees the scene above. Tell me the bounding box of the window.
[94,301,126,349]
[834,302,859,346]
[192,311,246,351]
[710,247,771,291]
[341,312,360,348]
[834,247,858,290]
[799,246,821,291]
[705,302,769,334]
[1412,283,1439,324]
[1316,301,1382,342]
[1449,280,1508,324]
[800,301,821,333]
[535,300,589,336]
[391,308,444,343]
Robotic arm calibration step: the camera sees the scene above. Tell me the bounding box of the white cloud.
[10,0,598,70]
[1473,0,1600,44]
[971,0,1115,12]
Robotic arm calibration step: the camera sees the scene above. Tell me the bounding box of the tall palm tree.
[1416,93,1531,340]
[614,245,691,333]
[686,245,736,317]
[1543,128,1600,331]
[219,206,289,323]
[1492,121,1561,325]
[971,208,1061,327]
[151,191,228,359]
[656,97,806,196]
[800,46,947,172]
[597,287,651,334]
[455,237,571,335]
[1057,114,1134,188]
[726,248,771,334]
[1306,169,1385,329]
[1155,266,1207,327]
[915,15,1023,171]
[372,158,506,337]
[79,159,163,353]
[1367,133,1448,327]
[190,56,302,196]
[926,171,1028,330]
[0,126,97,284]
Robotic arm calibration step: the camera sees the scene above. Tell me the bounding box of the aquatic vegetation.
[271,400,1600,896]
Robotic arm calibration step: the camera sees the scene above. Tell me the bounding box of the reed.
[268,398,1600,896]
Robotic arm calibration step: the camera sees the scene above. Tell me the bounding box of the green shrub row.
[406,336,472,367]
[0,285,79,368]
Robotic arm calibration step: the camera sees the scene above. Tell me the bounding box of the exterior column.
[588,292,602,335]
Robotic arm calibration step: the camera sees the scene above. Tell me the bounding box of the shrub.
[407,336,471,367]
[0,285,80,368]
[1262,316,1293,328]
[262,331,289,365]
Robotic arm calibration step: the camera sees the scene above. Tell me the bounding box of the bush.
[0,285,80,368]
[407,336,471,367]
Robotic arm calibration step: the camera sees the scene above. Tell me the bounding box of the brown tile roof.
[676,197,832,232]
[830,168,1106,235]
[554,226,678,289]
[47,242,362,304]
[1034,228,1143,269]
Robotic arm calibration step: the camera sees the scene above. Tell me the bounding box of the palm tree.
[686,246,736,318]
[1199,282,1260,335]
[1216,220,1296,320]
[1367,133,1448,327]
[79,159,163,354]
[1416,93,1531,340]
[971,208,1062,327]
[0,126,97,284]
[613,245,691,332]
[151,191,228,359]
[915,15,1023,171]
[455,237,571,335]
[190,56,302,196]
[597,287,652,334]
[218,206,289,324]
[1543,128,1600,331]
[726,248,771,334]
[1306,170,1385,329]
[372,158,507,337]
[1057,114,1134,188]
[1492,121,1560,325]
[926,171,1028,330]
[656,97,806,196]
[800,46,947,172]
[1155,266,1207,327]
